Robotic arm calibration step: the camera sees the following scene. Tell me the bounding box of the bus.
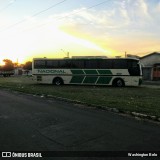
[32,57,142,87]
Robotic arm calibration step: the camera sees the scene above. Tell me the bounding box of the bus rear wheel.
[53,77,64,86]
[112,78,125,87]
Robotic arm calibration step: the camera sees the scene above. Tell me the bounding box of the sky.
[0,0,160,64]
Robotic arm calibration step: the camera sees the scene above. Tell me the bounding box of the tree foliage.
[2,59,14,71]
[23,61,32,70]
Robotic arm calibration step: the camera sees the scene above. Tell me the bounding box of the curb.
[44,94,160,123]
[1,87,160,124]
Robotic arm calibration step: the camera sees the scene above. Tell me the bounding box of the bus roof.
[33,57,140,61]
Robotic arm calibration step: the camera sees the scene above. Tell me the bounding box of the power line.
[57,0,110,20]
[0,0,67,33]
[24,0,111,31]
[0,0,17,13]
[0,0,18,29]
[0,0,110,33]
[30,0,67,18]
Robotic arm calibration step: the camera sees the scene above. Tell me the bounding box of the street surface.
[0,89,160,159]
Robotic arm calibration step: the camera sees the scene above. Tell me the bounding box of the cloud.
[43,1,158,55]
[54,0,152,33]
[155,1,160,13]
[138,0,149,16]
[24,0,152,35]
[4,0,158,57]
[9,0,16,4]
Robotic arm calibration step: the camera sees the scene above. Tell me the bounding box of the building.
[14,67,23,75]
[127,54,140,59]
[140,52,160,81]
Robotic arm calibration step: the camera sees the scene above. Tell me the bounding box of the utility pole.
[125,51,127,58]
[61,49,69,58]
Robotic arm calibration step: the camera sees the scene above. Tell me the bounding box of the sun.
[0,22,111,64]
[0,60,5,66]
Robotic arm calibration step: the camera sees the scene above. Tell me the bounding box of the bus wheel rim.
[56,81,61,85]
[117,80,123,87]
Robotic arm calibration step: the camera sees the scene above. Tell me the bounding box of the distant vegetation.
[0,59,32,71]
[0,59,14,71]
[23,61,32,70]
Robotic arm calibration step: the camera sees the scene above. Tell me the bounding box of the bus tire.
[53,77,64,86]
[112,78,125,87]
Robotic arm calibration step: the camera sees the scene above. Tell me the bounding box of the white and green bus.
[32,57,142,87]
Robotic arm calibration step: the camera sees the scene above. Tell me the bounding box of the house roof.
[140,52,160,59]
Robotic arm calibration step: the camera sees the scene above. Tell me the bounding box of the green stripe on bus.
[70,76,85,83]
[97,77,112,84]
[84,70,98,74]
[71,70,84,75]
[83,76,98,84]
[97,70,112,75]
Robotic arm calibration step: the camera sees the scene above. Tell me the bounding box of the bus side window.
[105,60,113,69]
[65,60,72,68]
[46,60,59,68]
[113,59,127,69]
[46,61,52,68]
[70,60,77,68]
[74,60,85,69]
[34,60,46,69]
[59,60,67,68]
[85,60,98,69]
[98,59,112,69]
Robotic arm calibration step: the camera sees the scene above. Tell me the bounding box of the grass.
[0,76,160,117]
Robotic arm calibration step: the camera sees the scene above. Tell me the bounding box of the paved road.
[0,89,160,159]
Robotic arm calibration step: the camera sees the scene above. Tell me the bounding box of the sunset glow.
[0,0,160,64]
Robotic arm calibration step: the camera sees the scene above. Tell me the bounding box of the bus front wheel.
[53,77,64,86]
[112,78,125,87]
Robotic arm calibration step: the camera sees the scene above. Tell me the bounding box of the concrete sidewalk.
[143,80,160,85]
[142,80,160,88]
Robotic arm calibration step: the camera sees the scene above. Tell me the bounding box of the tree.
[23,61,32,75]
[23,61,32,70]
[2,59,14,71]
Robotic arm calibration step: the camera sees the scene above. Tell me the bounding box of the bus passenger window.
[34,60,46,69]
